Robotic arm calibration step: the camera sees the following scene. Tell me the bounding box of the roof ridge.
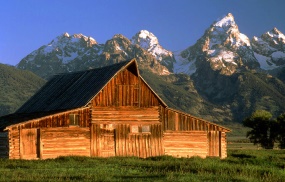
[53,59,134,77]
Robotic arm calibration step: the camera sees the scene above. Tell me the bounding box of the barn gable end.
[0,58,230,159]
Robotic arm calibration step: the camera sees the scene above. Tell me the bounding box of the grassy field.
[1,149,285,181]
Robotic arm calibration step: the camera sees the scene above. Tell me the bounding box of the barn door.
[91,124,116,157]
[20,129,40,159]
[99,127,115,157]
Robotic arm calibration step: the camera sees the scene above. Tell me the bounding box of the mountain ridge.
[2,13,284,124]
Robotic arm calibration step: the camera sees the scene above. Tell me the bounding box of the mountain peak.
[63,32,70,37]
[271,27,282,34]
[267,27,285,41]
[131,30,159,50]
[213,13,236,28]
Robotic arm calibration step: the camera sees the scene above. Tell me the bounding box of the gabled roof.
[0,58,168,130]
[15,59,147,114]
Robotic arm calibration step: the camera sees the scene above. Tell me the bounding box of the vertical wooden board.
[208,131,212,156]
[215,131,219,156]
[115,125,120,156]
[20,128,38,159]
[90,124,95,156]
[122,125,126,156]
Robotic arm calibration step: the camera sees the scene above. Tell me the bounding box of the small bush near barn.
[0,150,285,181]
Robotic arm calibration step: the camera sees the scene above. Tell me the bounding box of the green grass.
[1,150,285,181]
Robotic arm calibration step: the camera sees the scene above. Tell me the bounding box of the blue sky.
[1,0,284,65]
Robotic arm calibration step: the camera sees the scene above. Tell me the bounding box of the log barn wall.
[0,132,8,158]
[164,131,208,158]
[6,108,90,159]
[91,106,163,158]
[40,127,90,159]
[8,128,20,159]
[91,123,163,158]
[163,108,229,158]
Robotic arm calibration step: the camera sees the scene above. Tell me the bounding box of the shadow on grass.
[231,153,256,159]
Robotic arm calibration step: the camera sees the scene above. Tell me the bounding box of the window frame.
[69,114,79,126]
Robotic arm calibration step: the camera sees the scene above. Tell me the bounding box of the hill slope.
[0,64,46,116]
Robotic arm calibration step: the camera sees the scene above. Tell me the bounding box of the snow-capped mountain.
[174,13,259,76]
[99,33,170,75]
[252,28,285,70]
[17,32,171,78]
[17,33,104,78]
[131,30,174,71]
[16,13,285,79]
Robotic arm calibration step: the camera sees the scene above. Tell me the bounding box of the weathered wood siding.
[92,106,160,122]
[89,67,164,158]
[91,106,163,158]
[164,131,208,158]
[40,127,90,159]
[6,108,90,159]
[20,128,39,159]
[0,132,8,158]
[91,69,161,107]
[163,108,209,131]
[220,132,227,159]
[8,128,20,159]
[163,108,228,158]
[91,123,163,158]
[16,108,90,129]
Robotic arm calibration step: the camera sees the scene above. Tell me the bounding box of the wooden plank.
[163,131,208,158]
[41,127,90,159]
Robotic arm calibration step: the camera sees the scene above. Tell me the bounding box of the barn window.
[100,124,114,130]
[131,125,139,133]
[142,125,150,133]
[69,114,79,126]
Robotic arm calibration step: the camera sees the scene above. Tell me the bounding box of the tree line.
[243,110,285,149]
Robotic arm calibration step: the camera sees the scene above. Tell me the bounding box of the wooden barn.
[0,59,230,159]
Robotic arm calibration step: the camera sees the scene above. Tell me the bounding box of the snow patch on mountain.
[209,49,237,65]
[254,52,277,70]
[252,28,285,70]
[272,51,285,60]
[173,51,196,75]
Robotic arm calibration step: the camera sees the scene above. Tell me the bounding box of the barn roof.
[15,58,159,113]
